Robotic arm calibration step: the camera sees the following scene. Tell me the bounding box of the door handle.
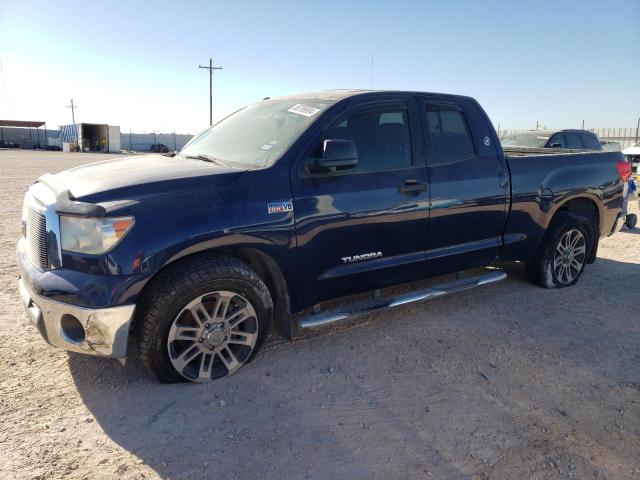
[398,179,427,195]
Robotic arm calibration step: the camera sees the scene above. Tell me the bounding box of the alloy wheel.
[553,228,586,284]
[167,291,258,382]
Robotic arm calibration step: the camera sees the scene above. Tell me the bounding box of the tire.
[525,211,593,288]
[625,213,637,229]
[137,255,273,383]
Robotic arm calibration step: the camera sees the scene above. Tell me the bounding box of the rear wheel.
[137,255,273,383]
[526,211,593,288]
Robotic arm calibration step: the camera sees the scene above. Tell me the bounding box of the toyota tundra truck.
[17,90,629,383]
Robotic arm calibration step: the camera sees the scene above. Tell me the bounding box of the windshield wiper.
[184,154,224,166]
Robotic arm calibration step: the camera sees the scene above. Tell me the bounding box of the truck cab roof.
[267,89,475,103]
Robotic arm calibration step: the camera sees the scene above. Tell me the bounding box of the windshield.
[501,132,551,148]
[179,99,332,168]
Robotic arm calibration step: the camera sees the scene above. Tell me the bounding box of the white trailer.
[60,123,121,153]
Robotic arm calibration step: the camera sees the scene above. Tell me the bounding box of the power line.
[198,58,222,127]
[423,49,640,76]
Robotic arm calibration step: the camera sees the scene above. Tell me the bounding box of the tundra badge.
[341,252,383,264]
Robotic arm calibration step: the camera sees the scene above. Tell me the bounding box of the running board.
[298,270,507,329]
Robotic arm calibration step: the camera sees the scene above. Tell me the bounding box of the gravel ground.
[1,150,639,480]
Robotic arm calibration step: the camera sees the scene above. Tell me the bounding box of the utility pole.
[66,99,78,125]
[636,116,639,143]
[66,99,79,144]
[199,58,222,126]
[370,57,374,89]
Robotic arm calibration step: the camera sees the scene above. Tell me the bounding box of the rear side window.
[425,107,475,164]
[325,109,412,172]
[581,133,600,149]
[565,132,583,149]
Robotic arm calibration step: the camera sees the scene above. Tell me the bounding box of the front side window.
[425,107,475,164]
[324,109,412,172]
[548,133,566,148]
[565,132,583,149]
[180,99,332,168]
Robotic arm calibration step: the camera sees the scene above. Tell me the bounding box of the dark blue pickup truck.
[17,90,628,383]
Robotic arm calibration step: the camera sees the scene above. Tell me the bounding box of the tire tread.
[136,254,272,382]
[525,211,593,289]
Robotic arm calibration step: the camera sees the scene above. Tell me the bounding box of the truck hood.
[54,154,246,204]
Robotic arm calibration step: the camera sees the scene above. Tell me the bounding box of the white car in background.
[601,140,622,152]
[623,142,640,187]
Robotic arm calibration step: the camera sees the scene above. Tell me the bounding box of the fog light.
[60,314,85,344]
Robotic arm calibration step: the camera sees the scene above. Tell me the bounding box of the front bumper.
[17,238,136,359]
[18,277,135,358]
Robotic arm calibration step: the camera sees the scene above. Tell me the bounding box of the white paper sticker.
[287,104,320,117]
[260,144,273,150]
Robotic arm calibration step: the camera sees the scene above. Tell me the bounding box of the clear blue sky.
[1,0,639,134]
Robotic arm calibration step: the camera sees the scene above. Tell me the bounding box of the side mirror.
[310,139,358,173]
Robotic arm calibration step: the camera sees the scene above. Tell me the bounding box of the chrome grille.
[25,207,48,270]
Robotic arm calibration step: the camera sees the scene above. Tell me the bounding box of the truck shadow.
[68,256,640,480]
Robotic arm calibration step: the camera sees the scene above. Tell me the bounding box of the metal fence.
[499,127,639,149]
[0,127,60,149]
[120,132,194,152]
[0,127,194,152]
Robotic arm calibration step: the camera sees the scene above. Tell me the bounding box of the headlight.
[60,216,134,254]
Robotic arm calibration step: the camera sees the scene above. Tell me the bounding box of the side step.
[298,270,507,329]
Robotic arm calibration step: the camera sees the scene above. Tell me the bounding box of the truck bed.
[503,146,603,157]
[502,148,625,261]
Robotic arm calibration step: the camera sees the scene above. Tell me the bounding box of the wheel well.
[233,247,292,339]
[555,197,600,263]
[136,247,292,340]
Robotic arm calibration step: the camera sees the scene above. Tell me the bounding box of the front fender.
[61,164,301,309]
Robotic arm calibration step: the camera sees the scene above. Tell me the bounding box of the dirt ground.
[1,150,639,480]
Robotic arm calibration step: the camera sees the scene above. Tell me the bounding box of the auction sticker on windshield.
[287,104,320,117]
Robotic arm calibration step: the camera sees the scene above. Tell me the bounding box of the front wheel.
[526,211,593,288]
[137,255,273,383]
